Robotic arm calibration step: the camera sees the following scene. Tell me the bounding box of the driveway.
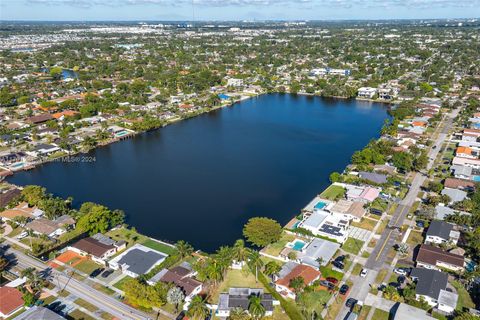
[349,226,372,242]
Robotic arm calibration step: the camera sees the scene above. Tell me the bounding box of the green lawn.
[68,309,97,320]
[320,266,344,280]
[210,268,265,303]
[451,280,475,310]
[342,238,365,255]
[351,218,378,231]
[74,259,102,275]
[352,263,363,276]
[372,308,390,320]
[375,269,388,284]
[141,239,177,255]
[358,305,372,320]
[262,232,296,257]
[74,298,98,312]
[376,218,390,235]
[406,230,424,246]
[112,276,134,291]
[320,185,346,201]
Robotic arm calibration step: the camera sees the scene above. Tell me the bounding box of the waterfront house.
[25,143,61,158]
[275,262,321,299]
[329,199,366,222]
[0,202,43,222]
[425,221,460,245]
[344,184,380,203]
[0,187,21,208]
[298,210,349,243]
[296,237,340,268]
[25,215,75,238]
[148,263,202,305]
[357,87,377,99]
[410,268,455,309]
[69,233,126,265]
[444,178,475,191]
[108,244,168,278]
[450,164,473,180]
[358,171,388,184]
[415,244,464,272]
[0,287,23,318]
[217,288,274,318]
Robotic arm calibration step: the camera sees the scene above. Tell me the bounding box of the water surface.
[9,94,388,251]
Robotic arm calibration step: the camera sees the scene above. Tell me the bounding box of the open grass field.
[210,268,265,303]
[262,232,296,256]
[141,239,177,255]
[342,238,364,255]
[113,275,134,291]
[320,185,346,200]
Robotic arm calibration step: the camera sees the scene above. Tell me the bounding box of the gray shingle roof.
[410,268,448,300]
[117,248,167,275]
[426,221,453,240]
[13,306,65,320]
[359,171,388,184]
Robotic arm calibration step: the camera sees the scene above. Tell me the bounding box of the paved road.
[5,246,154,320]
[335,107,460,320]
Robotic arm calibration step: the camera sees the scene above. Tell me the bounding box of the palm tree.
[263,261,281,280]
[228,307,250,320]
[21,267,43,294]
[186,295,209,320]
[247,250,264,283]
[176,240,194,259]
[167,286,185,313]
[248,295,265,320]
[231,239,248,263]
[215,246,233,271]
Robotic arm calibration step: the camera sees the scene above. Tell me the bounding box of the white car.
[393,268,408,276]
[360,269,368,277]
[17,231,28,239]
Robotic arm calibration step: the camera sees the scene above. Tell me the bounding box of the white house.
[357,87,377,99]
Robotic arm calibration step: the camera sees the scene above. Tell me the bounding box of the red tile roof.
[276,264,320,289]
[0,287,23,316]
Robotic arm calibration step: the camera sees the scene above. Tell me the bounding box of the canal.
[9,94,389,251]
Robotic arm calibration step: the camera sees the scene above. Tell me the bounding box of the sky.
[1,0,479,21]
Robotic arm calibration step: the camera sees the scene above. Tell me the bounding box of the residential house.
[26,113,53,125]
[25,143,61,158]
[330,200,366,222]
[392,303,436,320]
[415,244,464,272]
[109,244,168,278]
[425,221,460,245]
[444,178,475,191]
[69,233,126,265]
[357,87,377,98]
[12,306,66,320]
[0,187,21,208]
[275,262,321,299]
[296,238,340,268]
[0,286,23,318]
[410,268,454,308]
[148,263,202,304]
[25,215,75,238]
[0,202,43,222]
[217,288,274,318]
[441,188,467,204]
[358,171,388,184]
[344,184,380,203]
[456,146,476,159]
[434,205,470,221]
[298,210,349,243]
[450,165,472,180]
[452,156,480,169]
[437,289,459,314]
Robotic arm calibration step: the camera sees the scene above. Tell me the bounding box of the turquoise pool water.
[473,176,480,182]
[292,221,300,229]
[315,201,328,209]
[292,240,306,251]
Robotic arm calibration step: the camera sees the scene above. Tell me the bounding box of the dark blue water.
[9,94,388,251]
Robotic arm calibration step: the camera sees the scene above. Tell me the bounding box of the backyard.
[320,185,346,201]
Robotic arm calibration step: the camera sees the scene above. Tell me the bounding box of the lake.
[9,94,388,252]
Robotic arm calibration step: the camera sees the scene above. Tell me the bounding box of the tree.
[247,250,264,283]
[21,185,46,206]
[176,240,194,259]
[391,152,413,172]
[77,203,124,234]
[187,295,209,320]
[167,286,185,313]
[228,307,250,320]
[243,217,282,247]
[329,172,342,183]
[231,239,249,264]
[248,295,266,320]
[383,285,401,301]
[123,278,168,309]
[22,291,36,306]
[50,67,63,80]
[297,291,330,320]
[289,276,305,294]
[263,261,281,279]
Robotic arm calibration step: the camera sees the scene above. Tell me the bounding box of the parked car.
[397,275,406,284]
[346,298,357,308]
[394,268,407,276]
[54,304,66,313]
[101,269,113,278]
[326,277,339,285]
[319,280,335,290]
[89,268,104,278]
[17,231,28,239]
[333,260,344,270]
[339,284,349,295]
[47,301,61,310]
[360,269,368,277]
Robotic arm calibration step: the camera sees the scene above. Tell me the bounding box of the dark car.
[101,269,114,278]
[333,260,344,269]
[397,275,406,284]
[89,268,104,278]
[319,280,335,290]
[345,298,357,308]
[339,284,349,295]
[47,301,61,310]
[335,255,345,262]
[54,304,66,313]
[326,277,339,285]
[176,311,186,320]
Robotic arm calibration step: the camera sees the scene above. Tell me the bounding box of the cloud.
[23,0,480,9]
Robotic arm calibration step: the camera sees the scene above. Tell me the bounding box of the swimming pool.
[292,221,301,229]
[292,240,306,251]
[315,201,328,210]
[473,176,480,182]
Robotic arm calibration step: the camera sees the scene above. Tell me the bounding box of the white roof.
[438,289,458,309]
